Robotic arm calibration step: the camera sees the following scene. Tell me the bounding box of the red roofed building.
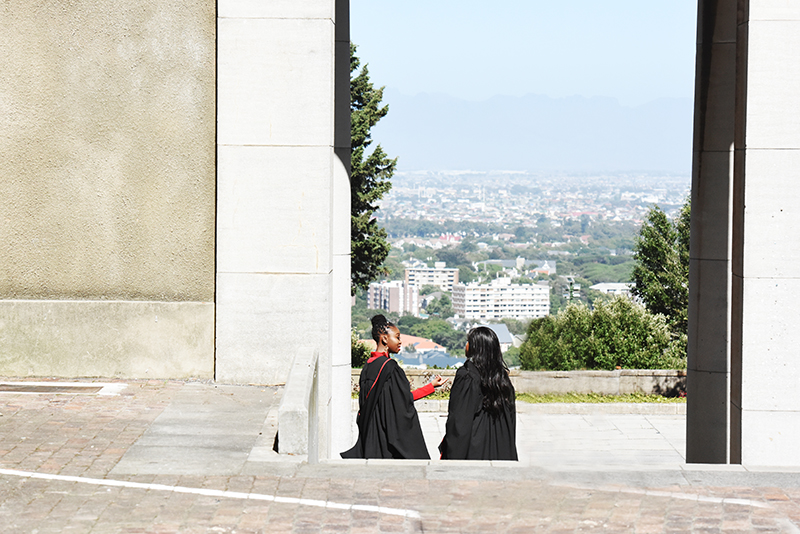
[399,334,446,353]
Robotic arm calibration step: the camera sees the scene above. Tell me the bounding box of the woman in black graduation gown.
[439,326,518,461]
[342,315,447,459]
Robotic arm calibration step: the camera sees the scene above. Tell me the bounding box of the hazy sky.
[351,0,698,107]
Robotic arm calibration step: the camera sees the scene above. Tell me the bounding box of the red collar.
[368,352,390,363]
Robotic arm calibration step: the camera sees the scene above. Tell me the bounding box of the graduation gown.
[341,354,430,459]
[438,360,518,461]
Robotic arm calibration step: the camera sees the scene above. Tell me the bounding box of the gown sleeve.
[439,366,483,459]
[412,382,435,401]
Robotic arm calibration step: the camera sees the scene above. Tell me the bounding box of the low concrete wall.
[277,348,319,460]
[351,368,687,397]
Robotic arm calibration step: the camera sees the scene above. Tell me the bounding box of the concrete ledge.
[278,348,319,458]
[512,369,686,396]
[350,399,685,414]
[352,368,687,396]
[0,300,214,379]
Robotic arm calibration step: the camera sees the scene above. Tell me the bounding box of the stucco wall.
[0,1,216,379]
[0,0,216,301]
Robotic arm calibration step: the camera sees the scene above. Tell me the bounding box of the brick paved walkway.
[2,379,800,533]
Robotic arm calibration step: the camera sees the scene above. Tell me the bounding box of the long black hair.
[467,327,515,415]
[371,314,396,344]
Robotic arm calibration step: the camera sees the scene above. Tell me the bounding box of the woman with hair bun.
[341,314,447,459]
[439,326,518,460]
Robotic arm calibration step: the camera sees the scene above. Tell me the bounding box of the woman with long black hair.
[439,326,518,460]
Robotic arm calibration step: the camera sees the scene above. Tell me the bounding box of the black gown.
[438,360,518,460]
[341,355,430,459]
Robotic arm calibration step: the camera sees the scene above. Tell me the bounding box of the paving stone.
[3,380,800,532]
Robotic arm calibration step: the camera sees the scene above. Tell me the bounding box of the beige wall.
[0,0,216,379]
[0,0,216,301]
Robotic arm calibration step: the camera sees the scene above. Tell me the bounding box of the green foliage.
[351,328,371,368]
[458,265,477,283]
[503,346,522,367]
[631,199,690,334]
[425,293,454,319]
[435,248,468,268]
[419,284,439,296]
[404,318,466,352]
[520,298,686,371]
[350,43,397,293]
[496,318,531,337]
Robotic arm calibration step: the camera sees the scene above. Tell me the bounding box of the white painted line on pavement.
[0,382,127,396]
[555,482,772,509]
[0,468,421,519]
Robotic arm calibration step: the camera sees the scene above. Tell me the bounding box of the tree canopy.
[630,199,690,335]
[350,43,396,293]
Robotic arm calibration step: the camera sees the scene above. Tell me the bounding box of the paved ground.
[2,379,800,533]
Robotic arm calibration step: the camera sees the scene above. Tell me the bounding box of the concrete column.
[329,0,354,459]
[730,2,800,465]
[216,0,349,460]
[687,0,738,464]
[689,0,800,466]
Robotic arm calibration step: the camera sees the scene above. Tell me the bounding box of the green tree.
[350,43,397,293]
[419,284,440,296]
[631,199,690,334]
[458,266,477,284]
[425,293,454,319]
[435,248,467,268]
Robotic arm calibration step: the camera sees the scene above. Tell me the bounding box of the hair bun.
[371,314,388,327]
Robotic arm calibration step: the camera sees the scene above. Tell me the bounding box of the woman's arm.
[411,375,447,400]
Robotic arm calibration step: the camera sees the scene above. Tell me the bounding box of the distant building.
[590,282,633,297]
[480,323,515,353]
[452,278,550,320]
[473,258,556,276]
[399,334,446,353]
[396,350,465,370]
[367,280,420,316]
[405,262,459,292]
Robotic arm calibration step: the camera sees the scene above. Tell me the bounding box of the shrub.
[351,328,371,368]
[520,297,686,371]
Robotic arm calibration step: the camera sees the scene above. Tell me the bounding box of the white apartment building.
[452,278,550,320]
[404,262,459,292]
[589,282,633,297]
[367,280,420,317]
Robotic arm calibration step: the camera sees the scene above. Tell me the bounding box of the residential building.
[367,281,420,316]
[399,334,446,353]
[481,323,515,353]
[453,278,550,320]
[590,282,633,297]
[405,262,459,292]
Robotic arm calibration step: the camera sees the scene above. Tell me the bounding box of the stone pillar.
[730,2,800,465]
[689,1,800,466]
[686,0,737,464]
[330,0,354,458]
[216,0,350,459]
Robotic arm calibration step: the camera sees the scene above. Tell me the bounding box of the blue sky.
[351,0,698,107]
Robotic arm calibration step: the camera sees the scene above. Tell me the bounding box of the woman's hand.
[431,375,448,388]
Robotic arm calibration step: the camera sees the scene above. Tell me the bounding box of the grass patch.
[516,392,686,404]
